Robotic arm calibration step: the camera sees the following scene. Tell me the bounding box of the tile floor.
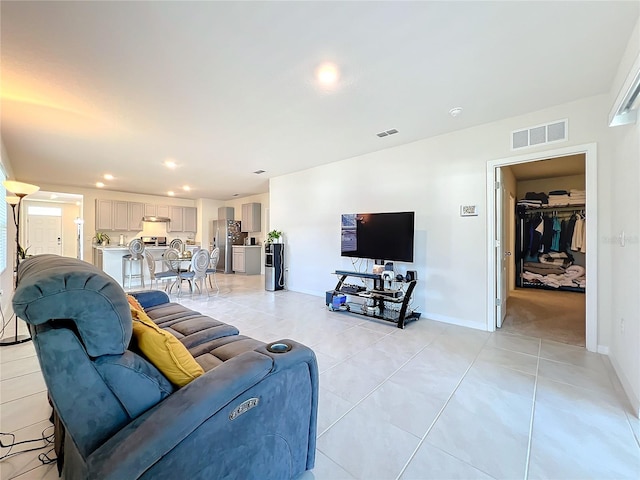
[1,274,639,479]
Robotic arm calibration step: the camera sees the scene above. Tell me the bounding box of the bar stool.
[122,239,145,289]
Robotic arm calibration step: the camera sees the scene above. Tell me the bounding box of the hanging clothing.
[551,216,562,251]
[571,216,585,252]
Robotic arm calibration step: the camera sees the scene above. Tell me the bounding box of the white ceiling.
[1,1,638,200]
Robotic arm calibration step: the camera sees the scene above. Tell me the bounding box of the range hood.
[142,216,171,223]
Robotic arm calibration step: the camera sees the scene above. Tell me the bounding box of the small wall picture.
[460,205,478,216]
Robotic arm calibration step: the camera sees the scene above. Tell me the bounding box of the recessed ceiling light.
[182,185,191,191]
[168,191,175,196]
[103,174,114,180]
[449,107,463,117]
[232,193,239,197]
[316,62,339,86]
[96,182,105,188]
[164,159,177,169]
[253,170,266,175]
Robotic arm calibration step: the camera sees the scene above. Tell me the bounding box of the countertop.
[94,245,200,251]
[232,245,262,248]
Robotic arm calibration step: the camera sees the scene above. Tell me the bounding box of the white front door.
[27,215,62,255]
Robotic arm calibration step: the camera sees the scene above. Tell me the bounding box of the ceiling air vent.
[376,128,399,138]
[511,119,568,150]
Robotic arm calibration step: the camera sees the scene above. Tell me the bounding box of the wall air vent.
[376,128,399,138]
[511,119,568,150]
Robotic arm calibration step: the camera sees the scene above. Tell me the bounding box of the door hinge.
[494,181,501,190]
[495,298,502,307]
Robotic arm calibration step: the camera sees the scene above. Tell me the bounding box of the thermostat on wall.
[460,205,478,216]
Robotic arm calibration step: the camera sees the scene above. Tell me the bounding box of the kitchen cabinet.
[144,204,156,216]
[157,204,170,218]
[232,245,261,274]
[183,207,197,232]
[96,199,131,231]
[241,203,261,232]
[96,199,113,230]
[144,204,171,218]
[97,200,196,232]
[128,202,144,231]
[167,206,184,232]
[113,201,129,231]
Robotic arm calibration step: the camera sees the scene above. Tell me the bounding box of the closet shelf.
[518,204,585,213]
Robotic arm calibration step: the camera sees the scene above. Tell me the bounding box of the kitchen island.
[93,245,199,288]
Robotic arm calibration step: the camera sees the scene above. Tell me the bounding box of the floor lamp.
[1,180,40,346]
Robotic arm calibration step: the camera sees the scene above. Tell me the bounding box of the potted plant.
[94,231,110,246]
[17,245,30,259]
[267,229,283,244]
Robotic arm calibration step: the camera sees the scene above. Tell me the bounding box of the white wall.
[607,18,640,416]
[270,94,617,335]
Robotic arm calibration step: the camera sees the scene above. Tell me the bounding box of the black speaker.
[406,270,417,282]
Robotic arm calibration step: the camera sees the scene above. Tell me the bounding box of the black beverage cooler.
[265,243,284,291]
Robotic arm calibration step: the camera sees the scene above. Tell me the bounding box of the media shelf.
[326,271,420,329]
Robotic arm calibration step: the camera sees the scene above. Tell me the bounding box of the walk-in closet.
[501,154,586,346]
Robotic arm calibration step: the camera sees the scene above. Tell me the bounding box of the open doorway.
[22,191,84,260]
[487,143,598,352]
[501,155,586,346]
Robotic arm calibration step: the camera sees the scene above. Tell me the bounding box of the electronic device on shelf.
[340,284,366,294]
[327,270,420,329]
[369,289,403,298]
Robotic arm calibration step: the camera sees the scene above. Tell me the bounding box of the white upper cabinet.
[241,203,261,232]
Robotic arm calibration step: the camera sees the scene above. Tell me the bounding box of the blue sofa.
[12,254,318,479]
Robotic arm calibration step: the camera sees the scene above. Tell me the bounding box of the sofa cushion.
[94,351,175,419]
[143,302,239,349]
[130,306,204,387]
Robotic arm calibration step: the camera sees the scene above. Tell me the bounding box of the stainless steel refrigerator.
[212,220,247,273]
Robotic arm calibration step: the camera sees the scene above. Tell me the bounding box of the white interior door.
[28,215,62,255]
[495,168,508,328]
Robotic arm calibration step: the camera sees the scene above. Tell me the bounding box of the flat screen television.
[341,211,414,262]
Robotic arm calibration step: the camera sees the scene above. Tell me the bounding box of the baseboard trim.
[597,345,610,355]
[609,352,640,418]
[421,313,486,331]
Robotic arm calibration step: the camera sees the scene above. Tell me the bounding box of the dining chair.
[205,247,220,293]
[175,248,210,296]
[169,238,183,250]
[162,247,184,294]
[144,250,176,291]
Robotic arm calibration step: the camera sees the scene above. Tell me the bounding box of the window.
[0,167,6,272]
[27,206,62,216]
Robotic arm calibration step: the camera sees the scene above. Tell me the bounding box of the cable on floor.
[0,425,56,465]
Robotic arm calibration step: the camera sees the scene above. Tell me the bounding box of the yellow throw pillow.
[128,296,204,387]
[127,294,145,313]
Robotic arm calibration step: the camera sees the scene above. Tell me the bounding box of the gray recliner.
[12,254,318,480]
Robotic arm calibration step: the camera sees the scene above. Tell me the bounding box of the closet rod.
[518,204,585,213]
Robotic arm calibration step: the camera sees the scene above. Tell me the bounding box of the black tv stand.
[327,271,420,329]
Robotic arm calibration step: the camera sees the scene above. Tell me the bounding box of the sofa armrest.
[86,350,273,480]
[128,290,170,309]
